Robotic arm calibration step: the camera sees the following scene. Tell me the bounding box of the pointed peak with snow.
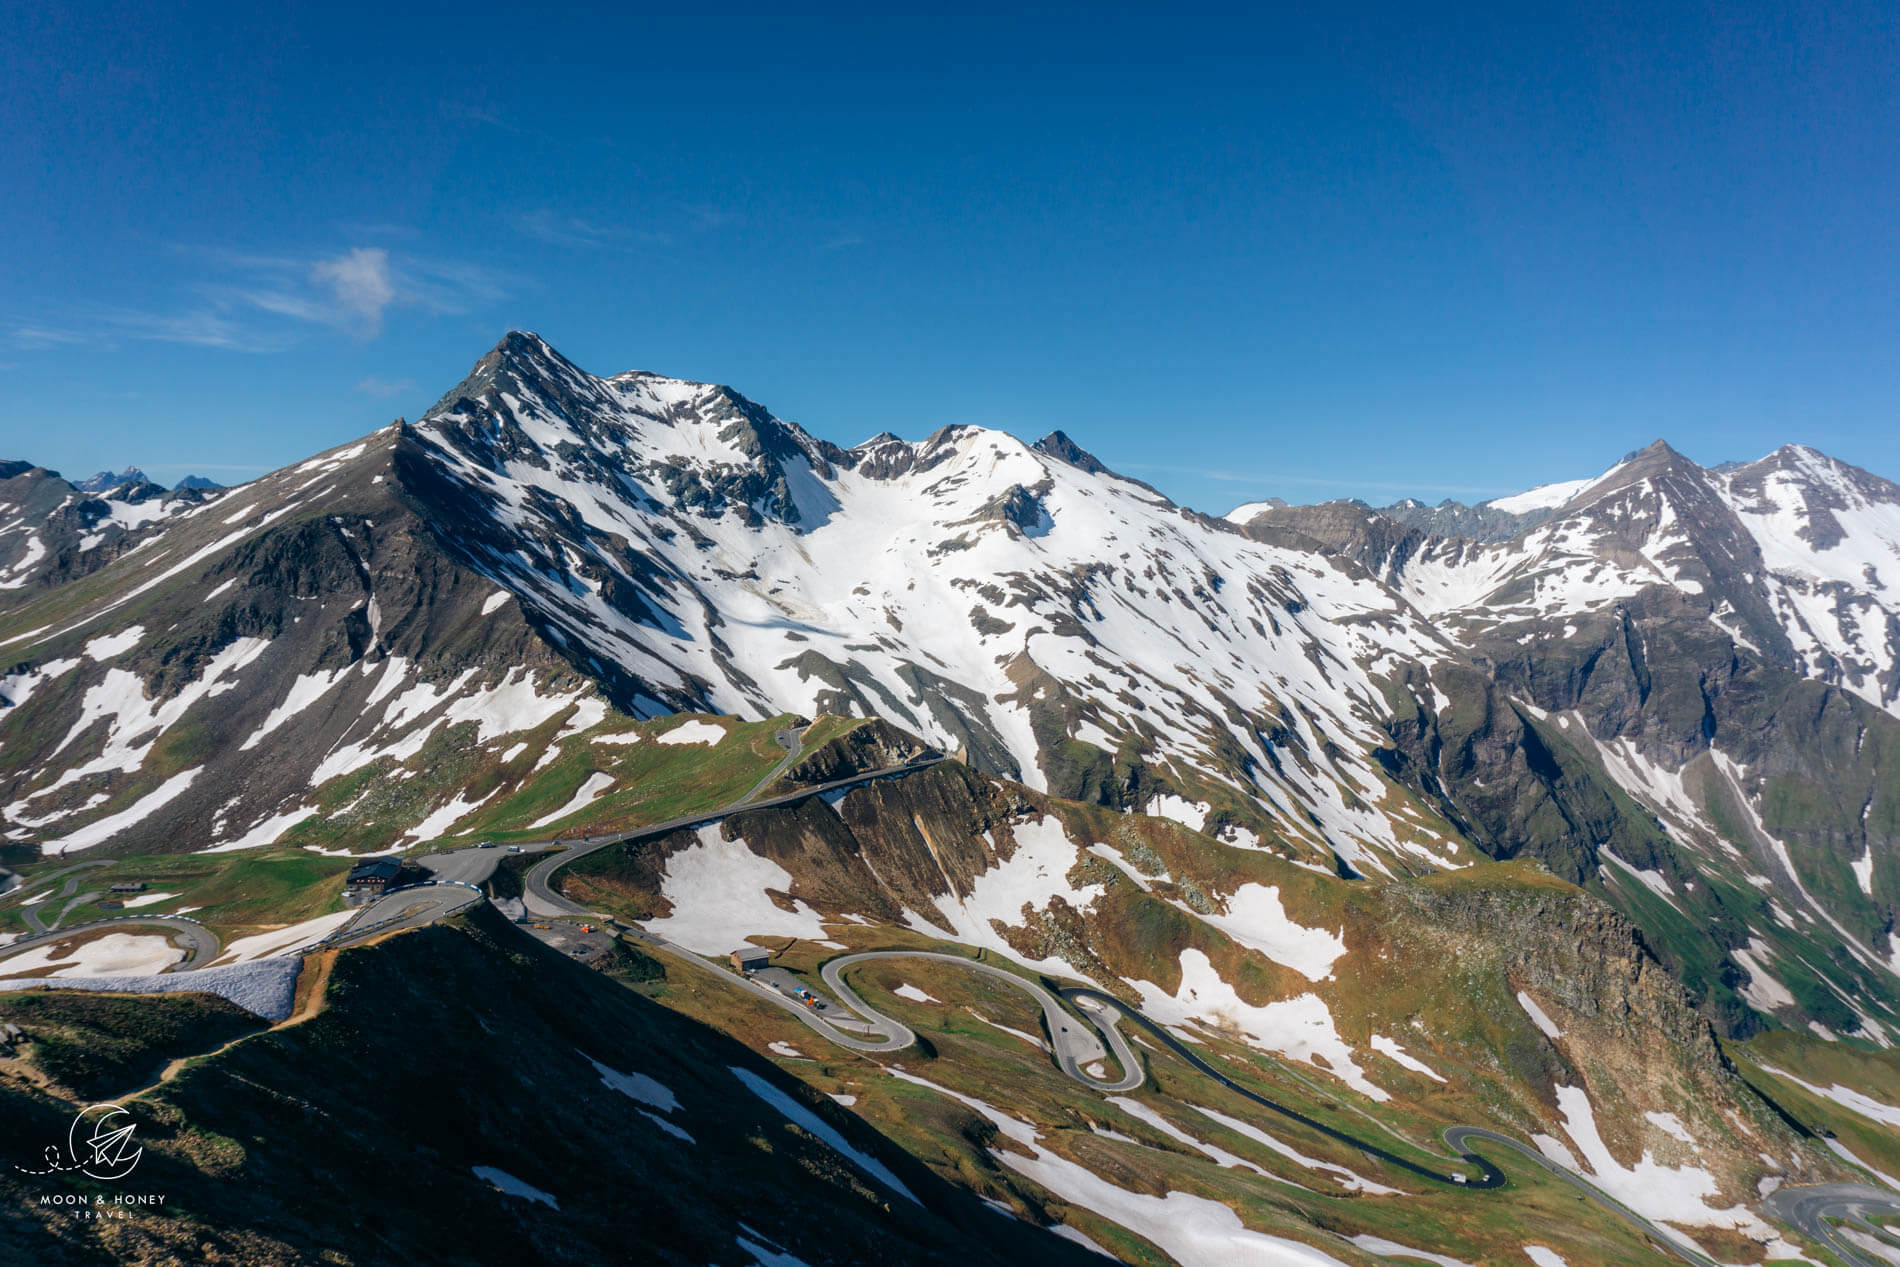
[422,329,598,424]
[1727,442,1900,501]
[76,466,150,494]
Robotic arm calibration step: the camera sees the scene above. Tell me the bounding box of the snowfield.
[1545,1084,1788,1244]
[584,1051,697,1141]
[640,824,837,954]
[524,771,617,829]
[0,931,184,978]
[1133,949,1389,1103]
[0,957,303,1018]
[1193,883,1346,982]
[657,719,727,746]
[400,337,1459,880]
[1346,1235,1475,1267]
[1516,990,1565,1041]
[1758,1064,1900,1128]
[471,1165,559,1209]
[902,816,1105,973]
[208,910,357,965]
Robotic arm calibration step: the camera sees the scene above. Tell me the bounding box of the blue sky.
[3,1,1897,511]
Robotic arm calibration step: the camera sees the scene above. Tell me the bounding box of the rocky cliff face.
[1248,440,1900,1043]
[569,761,1032,928]
[768,717,933,793]
[1383,874,1840,1218]
[3,333,1897,1050]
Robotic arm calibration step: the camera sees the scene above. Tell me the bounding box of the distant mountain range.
[0,462,223,593]
[71,466,223,494]
[0,336,1895,1038]
[5,331,1900,1262]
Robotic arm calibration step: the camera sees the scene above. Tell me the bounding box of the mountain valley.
[4,333,1900,1266]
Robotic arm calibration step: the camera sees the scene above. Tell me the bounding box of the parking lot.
[520,919,617,965]
[749,965,849,1019]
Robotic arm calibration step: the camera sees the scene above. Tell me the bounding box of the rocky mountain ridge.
[0,462,221,600]
[1,332,1895,1054]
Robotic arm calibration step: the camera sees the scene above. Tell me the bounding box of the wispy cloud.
[312,247,397,335]
[514,210,615,249]
[439,100,565,146]
[11,326,90,348]
[208,244,403,338]
[12,310,283,353]
[11,244,507,353]
[99,307,278,350]
[511,208,670,250]
[355,376,416,398]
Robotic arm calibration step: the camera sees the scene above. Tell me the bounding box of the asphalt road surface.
[523,753,942,920]
[824,950,1143,1091]
[419,841,555,886]
[1765,1182,1900,1267]
[1441,1126,1718,1265]
[523,919,616,965]
[325,882,486,950]
[1064,986,1500,1190]
[737,727,805,804]
[10,860,112,934]
[613,922,914,1051]
[0,915,221,972]
[752,964,856,1023]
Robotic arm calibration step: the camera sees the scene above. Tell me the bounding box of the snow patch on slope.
[1132,949,1388,1102]
[641,825,835,954]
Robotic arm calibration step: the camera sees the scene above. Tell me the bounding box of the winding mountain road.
[669,940,1887,1266]
[9,739,1891,1264]
[1765,1183,1900,1267]
[811,964,1891,1266]
[825,951,1144,1092]
[323,882,488,950]
[10,860,111,934]
[0,914,220,972]
[499,735,1899,1264]
[523,751,942,920]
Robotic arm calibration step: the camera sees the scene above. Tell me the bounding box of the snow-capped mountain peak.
[395,336,1456,873]
[75,465,149,494]
[5,330,1900,1054]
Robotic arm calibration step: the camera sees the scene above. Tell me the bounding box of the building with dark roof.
[346,857,406,892]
